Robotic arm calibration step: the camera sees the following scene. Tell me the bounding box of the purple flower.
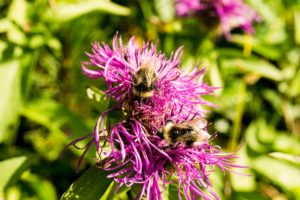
[74,34,245,200]
[93,118,243,200]
[175,0,202,17]
[175,0,260,37]
[82,35,216,133]
[214,0,260,37]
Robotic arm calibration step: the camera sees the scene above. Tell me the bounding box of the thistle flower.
[175,0,260,37]
[82,35,216,133]
[175,0,202,17]
[76,34,244,200]
[93,118,243,200]
[214,0,260,37]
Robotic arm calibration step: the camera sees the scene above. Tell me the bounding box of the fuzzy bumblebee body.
[160,118,210,146]
[132,62,157,99]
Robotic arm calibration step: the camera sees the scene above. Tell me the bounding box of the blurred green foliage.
[0,0,300,199]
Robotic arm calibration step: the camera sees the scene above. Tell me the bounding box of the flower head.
[76,34,245,200]
[95,118,242,200]
[82,35,216,132]
[175,0,202,17]
[214,0,260,37]
[175,0,260,37]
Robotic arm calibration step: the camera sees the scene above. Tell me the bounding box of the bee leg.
[186,140,194,147]
[163,145,173,150]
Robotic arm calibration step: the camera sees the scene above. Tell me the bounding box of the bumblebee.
[159,118,210,146]
[132,62,157,99]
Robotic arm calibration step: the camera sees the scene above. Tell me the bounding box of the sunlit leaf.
[221,57,283,81]
[269,152,300,165]
[233,192,267,200]
[0,19,14,33]
[208,60,223,96]
[61,165,112,200]
[28,35,46,49]
[22,98,88,133]
[230,147,256,192]
[21,98,94,162]
[288,67,300,97]
[6,186,21,200]
[7,0,28,27]
[230,35,281,60]
[6,26,28,45]
[86,86,106,102]
[245,121,269,153]
[0,59,22,144]
[261,89,282,113]
[252,156,300,195]
[272,134,300,155]
[22,172,57,200]
[295,10,300,45]
[0,156,30,197]
[100,182,130,200]
[229,82,246,150]
[154,0,175,22]
[46,0,131,22]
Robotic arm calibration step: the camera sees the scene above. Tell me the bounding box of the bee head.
[169,127,182,143]
[131,66,158,99]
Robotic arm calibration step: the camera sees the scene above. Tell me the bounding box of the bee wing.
[199,130,210,140]
[193,130,210,146]
[193,118,207,130]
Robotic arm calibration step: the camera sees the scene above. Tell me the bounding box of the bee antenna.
[190,112,198,120]
[179,106,184,114]
[170,107,175,116]
[152,83,157,89]
[164,114,169,122]
[184,115,189,121]
[209,132,218,141]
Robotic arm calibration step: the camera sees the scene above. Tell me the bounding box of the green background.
[0,0,299,199]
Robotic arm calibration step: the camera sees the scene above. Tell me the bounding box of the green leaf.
[230,35,281,60]
[22,172,57,200]
[0,156,31,197]
[294,10,300,45]
[233,192,267,200]
[221,57,283,81]
[100,181,130,200]
[252,156,300,195]
[7,0,29,27]
[0,19,14,33]
[46,0,131,22]
[87,86,104,101]
[288,67,300,97]
[0,59,22,144]
[61,165,113,200]
[21,98,93,162]
[229,82,246,150]
[154,0,175,22]
[206,56,223,96]
[230,147,256,192]
[261,89,282,113]
[168,183,182,200]
[269,152,300,166]
[245,121,269,153]
[272,133,300,155]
